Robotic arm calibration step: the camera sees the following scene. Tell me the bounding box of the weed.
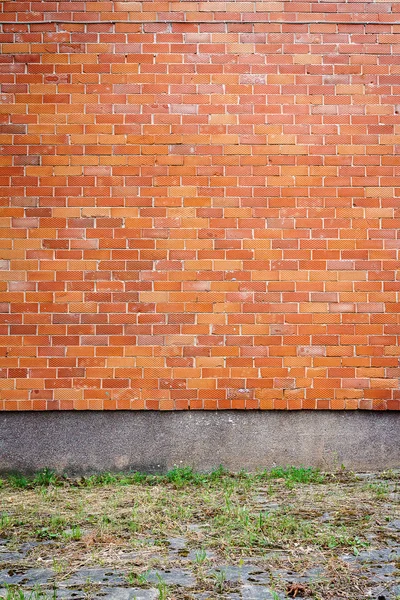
[165,466,201,487]
[126,571,149,586]
[213,569,227,593]
[128,519,139,533]
[378,469,400,481]
[33,469,58,487]
[120,472,149,485]
[367,481,389,498]
[194,548,207,564]
[163,465,229,488]
[49,515,65,529]
[0,586,56,600]
[8,473,29,489]
[35,527,59,540]
[63,525,82,541]
[51,557,66,574]
[209,465,228,481]
[155,573,169,600]
[321,528,369,551]
[268,466,325,486]
[0,512,10,529]
[80,472,118,487]
[1,464,324,491]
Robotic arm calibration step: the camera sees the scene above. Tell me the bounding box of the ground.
[0,467,399,600]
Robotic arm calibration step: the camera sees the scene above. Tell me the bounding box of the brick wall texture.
[1,0,400,411]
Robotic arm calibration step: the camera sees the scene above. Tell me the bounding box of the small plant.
[224,490,233,513]
[51,557,67,574]
[349,536,369,555]
[128,518,139,532]
[155,573,169,600]
[50,515,65,528]
[1,586,56,600]
[165,466,200,487]
[367,481,389,498]
[268,466,325,486]
[209,465,228,481]
[194,548,207,564]
[80,472,119,487]
[122,471,150,485]
[8,473,30,489]
[35,527,59,540]
[126,570,149,586]
[33,468,58,487]
[258,511,267,529]
[0,512,10,528]
[213,569,227,593]
[63,525,82,541]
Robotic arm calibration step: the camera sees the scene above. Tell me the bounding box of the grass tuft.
[1,586,57,600]
[32,468,58,487]
[267,465,325,486]
[0,464,326,491]
[8,473,30,489]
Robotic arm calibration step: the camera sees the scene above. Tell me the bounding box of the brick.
[0,5,398,414]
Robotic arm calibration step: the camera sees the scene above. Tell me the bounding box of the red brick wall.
[1,1,400,411]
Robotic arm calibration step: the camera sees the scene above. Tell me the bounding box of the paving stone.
[95,587,158,599]
[367,584,400,600]
[51,590,87,599]
[193,594,241,600]
[0,550,25,565]
[342,547,400,564]
[241,585,285,599]
[208,565,257,584]
[19,541,44,557]
[0,568,54,585]
[386,519,400,531]
[188,523,208,532]
[187,547,216,562]
[167,536,188,551]
[145,568,196,587]
[61,568,126,587]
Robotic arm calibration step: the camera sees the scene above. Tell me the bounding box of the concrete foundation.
[0,411,398,474]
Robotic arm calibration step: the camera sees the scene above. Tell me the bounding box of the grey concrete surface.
[0,411,398,474]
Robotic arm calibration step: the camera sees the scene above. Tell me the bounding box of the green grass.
[0,464,324,491]
[1,587,56,600]
[366,481,390,498]
[194,548,207,564]
[8,473,30,489]
[32,468,58,487]
[0,511,10,529]
[155,573,169,600]
[212,568,227,593]
[267,465,325,485]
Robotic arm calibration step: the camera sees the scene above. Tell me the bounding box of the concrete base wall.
[0,411,399,474]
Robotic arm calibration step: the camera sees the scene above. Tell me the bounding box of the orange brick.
[0,6,398,415]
